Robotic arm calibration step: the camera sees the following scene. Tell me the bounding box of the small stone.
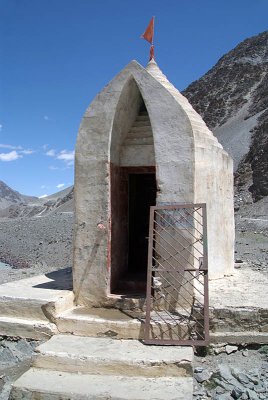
[248,376,259,385]
[194,369,212,383]
[242,350,249,357]
[240,394,248,400]
[226,345,238,354]
[219,365,233,381]
[214,377,233,391]
[194,367,204,373]
[220,394,234,400]
[216,386,226,394]
[237,373,250,385]
[254,385,265,393]
[246,389,258,400]
[231,387,243,399]
[214,346,226,355]
[244,382,254,390]
[249,368,259,377]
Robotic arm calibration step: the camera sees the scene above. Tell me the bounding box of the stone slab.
[10,368,193,400]
[0,272,72,301]
[56,306,144,339]
[209,267,268,309]
[34,334,193,377]
[206,267,268,343]
[0,272,74,337]
[210,331,268,344]
[0,316,57,340]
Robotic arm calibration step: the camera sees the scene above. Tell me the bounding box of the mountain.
[183,31,268,205]
[0,181,73,218]
[0,180,38,210]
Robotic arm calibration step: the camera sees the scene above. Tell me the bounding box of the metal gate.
[144,204,209,346]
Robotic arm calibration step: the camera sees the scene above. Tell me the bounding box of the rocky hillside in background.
[0,180,38,210]
[183,30,268,204]
[0,181,74,218]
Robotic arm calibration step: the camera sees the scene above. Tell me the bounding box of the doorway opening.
[110,168,156,296]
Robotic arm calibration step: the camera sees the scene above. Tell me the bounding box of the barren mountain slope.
[183,31,268,204]
[0,182,73,218]
[0,180,38,210]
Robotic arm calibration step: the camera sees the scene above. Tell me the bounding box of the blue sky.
[1,0,267,197]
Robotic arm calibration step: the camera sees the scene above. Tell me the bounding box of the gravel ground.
[0,213,73,284]
[0,337,42,400]
[194,345,268,399]
[235,230,268,272]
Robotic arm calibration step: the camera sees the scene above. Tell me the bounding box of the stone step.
[129,125,153,133]
[56,306,144,339]
[56,306,193,341]
[0,271,74,322]
[33,334,193,377]
[208,305,268,344]
[123,137,153,146]
[10,368,193,400]
[210,331,268,344]
[0,296,53,321]
[139,111,149,116]
[132,120,151,127]
[0,316,57,339]
[126,130,153,139]
[136,115,150,121]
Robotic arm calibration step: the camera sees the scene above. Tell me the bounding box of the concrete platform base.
[0,267,267,344]
[2,266,268,399]
[208,267,268,344]
[0,269,74,339]
[10,369,193,400]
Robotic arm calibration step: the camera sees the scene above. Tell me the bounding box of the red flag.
[141,17,154,44]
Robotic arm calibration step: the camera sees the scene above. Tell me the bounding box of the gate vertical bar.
[202,204,209,343]
[144,206,155,342]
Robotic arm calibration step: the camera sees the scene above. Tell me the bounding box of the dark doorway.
[128,174,156,276]
[111,170,156,295]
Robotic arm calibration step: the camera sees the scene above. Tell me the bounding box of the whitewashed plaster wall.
[74,60,234,307]
[74,61,195,307]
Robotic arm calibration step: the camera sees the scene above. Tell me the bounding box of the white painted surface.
[74,59,234,306]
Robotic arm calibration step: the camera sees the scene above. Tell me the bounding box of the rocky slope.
[183,30,268,205]
[0,182,73,218]
[0,182,74,278]
[0,181,37,211]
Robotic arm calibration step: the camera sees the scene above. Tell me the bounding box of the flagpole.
[151,16,155,60]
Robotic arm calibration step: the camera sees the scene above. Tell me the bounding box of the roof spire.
[140,17,155,61]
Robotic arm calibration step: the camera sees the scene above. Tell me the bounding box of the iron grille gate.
[144,204,209,346]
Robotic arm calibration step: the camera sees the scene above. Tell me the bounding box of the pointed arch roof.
[145,59,223,149]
